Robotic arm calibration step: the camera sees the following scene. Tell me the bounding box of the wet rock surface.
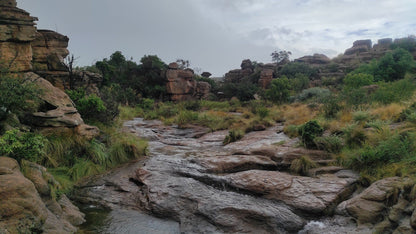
[75,118,377,233]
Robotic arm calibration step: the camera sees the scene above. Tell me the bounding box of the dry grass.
[280,103,318,125]
[370,103,405,121]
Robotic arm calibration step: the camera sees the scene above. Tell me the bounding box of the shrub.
[343,73,373,89]
[0,129,46,163]
[295,87,331,102]
[266,77,291,104]
[290,73,310,92]
[0,72,40,120]
[343,124,367,148]
[352,111,371,123]
[314,135,343,153]
[298,120,324,149]
[137,98,155,110]
[290,155,318,175]
[67,88,108,122]
[322,95,342,118]
[279,62,318,79]
[223,129,244,145]
[371,79,416,104]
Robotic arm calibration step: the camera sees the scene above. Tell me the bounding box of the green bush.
[266,77,291,104]
[314,135,343,153]
[322,95,342,118]
[298,120,324,149]
[223,129,244,145]
[371,79,416,104]
[343,73,373,89]
[67,88,108,122]
[176,110,199,128]
[343,124,367,148]
[0,72,40,120]
[0,129,46,163]
[279,62,318,79]
[137,98,155,110]
[295,87,331,102]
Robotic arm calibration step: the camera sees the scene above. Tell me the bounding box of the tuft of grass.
[290,155,318,176]
[108,132,148,165]
[68,159,104,181]
[314,135,343,153]
[223,129,244,145]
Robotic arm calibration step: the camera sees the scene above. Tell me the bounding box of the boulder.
[226,170,358,214]
[24,72,84,128]
[336,177,407,224]
[166,63,210,101]
[195,81,211,99]
[0,157,48,233]
[0,157,85,233]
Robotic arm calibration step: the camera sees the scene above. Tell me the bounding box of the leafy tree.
[265,77,291,103]
[0,71,40,120]
[271,50,292,63]
[343,73,374,89]
[222,80,259,101]
[374,48,415,81]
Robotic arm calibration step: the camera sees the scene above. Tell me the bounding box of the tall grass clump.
[290,155,318,175]
[223,129,244,145]
[108,132,148,165]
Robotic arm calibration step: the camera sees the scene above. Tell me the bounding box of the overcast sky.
[18,0,416,76]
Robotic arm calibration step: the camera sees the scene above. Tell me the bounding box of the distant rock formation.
[294,53,331,65]
[166,62,211,101]
[224,59,278,89]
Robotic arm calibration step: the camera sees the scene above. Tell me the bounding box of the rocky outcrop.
[166,62,211,101]
[24,72,83,128]
[0,0,37,72]
[295,53,331,65]
[336,177,416,233]
[31,30,70,89]
[258,68,273,89]
[0,157,84,233]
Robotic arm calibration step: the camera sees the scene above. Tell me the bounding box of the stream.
[75,118,367,233]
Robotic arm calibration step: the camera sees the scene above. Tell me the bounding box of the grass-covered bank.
[0,106,148,197]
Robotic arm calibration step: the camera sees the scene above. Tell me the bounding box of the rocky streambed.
[74,118,416,233]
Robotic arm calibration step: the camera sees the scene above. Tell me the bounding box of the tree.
[0,71,40,120]
[374,48,415,82]
[265,77,291,103]
[176,59,190,69]
[271,50,292,63]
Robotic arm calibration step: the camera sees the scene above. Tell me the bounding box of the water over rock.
[75,118,365,233]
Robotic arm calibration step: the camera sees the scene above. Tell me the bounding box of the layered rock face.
[0,0,99,137]
[166,62,211,101]
[0,157,85,233]
[0,0,37,72]
[32,30,70,89]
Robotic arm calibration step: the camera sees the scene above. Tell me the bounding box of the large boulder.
[258,69,273,89]
[336,177,415,228]
[24,72,84,128]
[0,157,85,233]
